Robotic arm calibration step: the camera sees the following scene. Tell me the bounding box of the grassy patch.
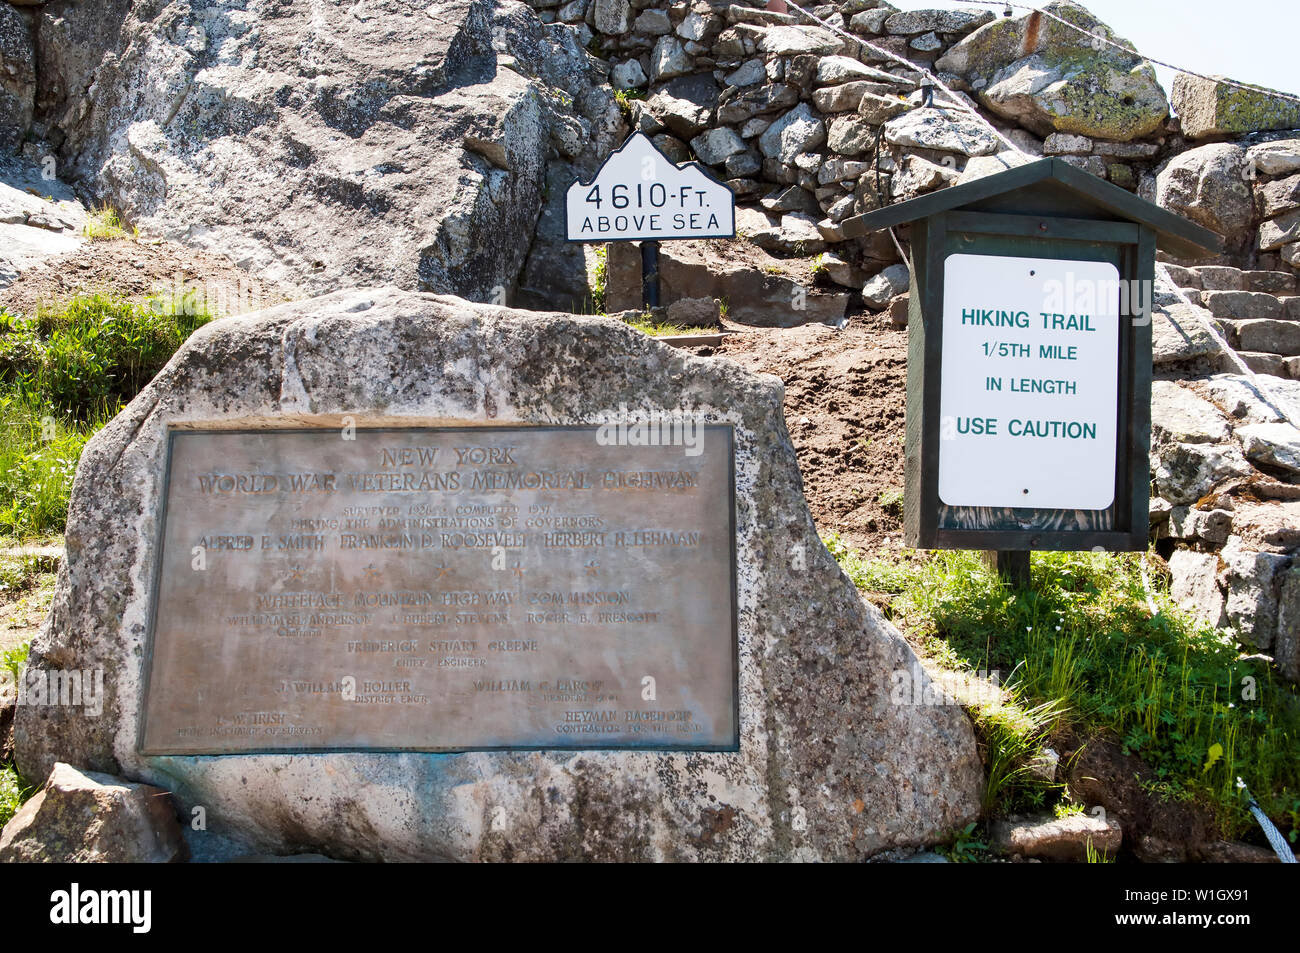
[0,293,214,542]
[81,205,137,242]
[0,294,213,421]
[0,764,26,828]
[823,538,1300,838]
[624,314,691,338]
[0,397,98,539]
[588,244,608,314]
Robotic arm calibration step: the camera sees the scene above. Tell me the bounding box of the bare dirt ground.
[712,312,910,551]
[0,237,292,317]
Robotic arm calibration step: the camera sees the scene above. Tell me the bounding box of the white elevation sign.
[938,253,1121,511]
[565,133,735,242]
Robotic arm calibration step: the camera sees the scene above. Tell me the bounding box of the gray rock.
[1155,144,1254,240]
[1200,290,1283,321]
[991,812,1122,862]
[15,288,981,861]
[1150,381,1232,445]
[813,81,881,114]
[633,8,672,35]
[755,25,840,57]
[1168,507,1233,546]
[955,151,1033,185]
[1152,442,1253,505]
[664,296,720,328]
[1198,374,1300,425]
[0,155,87,289]
[937,4,1167,141]
[1042,133,1092,155]
[818,251,865,288]
[849,8,895,36]
[826,115,873,156]
[674,10,710,43]
[1237,423,1300,474]
[857,91,908,124]
[1150,290,1225,367]
[1244,270,1296,296]
[1059,155,1106,179]
[724,58,766,88]
[592,0,630,34]
[1173,74,1300,140]
[909,32,941,53]
[690,127,746,165]
[1168,550,1226,629]
[895,154,958,197]
[760,184,819,215]
[1235,319,1300,356]
[883,9,993,36]
[0,4,35,153]
[758,103,826,164]
[723,150,761,177]
[1276,568,1300,682]
[882,106,1000,158]
[0,762,185,863]
[611,58,647,90]
[34,0,604,301]
[862,263,910,309]
[651,35,693,80]
[1259,209,1300,252]
[646,74,719,139]
[1193,265,1246,291]
[1246,139,1300,177]
[1259,173,1300,218]
[718,84,799,125]
[815,56,898,87]
[1218,537,1288,650]
[659,238,848,326]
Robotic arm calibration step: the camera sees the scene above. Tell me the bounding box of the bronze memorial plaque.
[139,425,738,754]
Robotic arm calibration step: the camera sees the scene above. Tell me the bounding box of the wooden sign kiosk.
[839,158,1222,569]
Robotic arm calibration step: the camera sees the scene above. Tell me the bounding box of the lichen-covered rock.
[33,0,615,300]
[0,762,185,863]
[14,288,981,861]
[1152,441,1252,506]
[0,4,35,153]
[936,1,1167,141]
[1172,74,1300,140]
[1154,143,1253,240]
[882,106,1000,157]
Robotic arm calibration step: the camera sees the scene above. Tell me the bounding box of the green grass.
[81,205,137,242]
[624,314,691,338]
[0,764,25,828]
[588,244,608,314]
[0,293,213,422]
[0,293,214,541]
[824,537,1300,839]
[0,396,99,539]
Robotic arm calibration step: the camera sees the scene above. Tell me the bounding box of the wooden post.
[983,550,1031,588]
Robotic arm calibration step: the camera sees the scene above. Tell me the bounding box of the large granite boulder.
[30,0,618,301]
[15,288,982,862]
[1154,143,1253,243]
[0,762,185,863]
[0,3,35,153]
[1173,75,1300,140]
[936,1,1167,141]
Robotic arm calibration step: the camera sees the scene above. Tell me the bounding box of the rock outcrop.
[15,287,983,861]
[0,761,186,863]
